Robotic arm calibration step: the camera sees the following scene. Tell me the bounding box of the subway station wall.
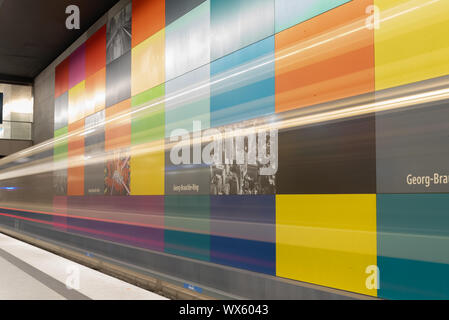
[1,0,449,299]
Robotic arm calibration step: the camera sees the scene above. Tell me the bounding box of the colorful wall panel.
[210,0,274,61]
[164,195,210,261]
[165,64,210,136]
[55,58,69,99]
[275,0,374,113]
[86,26,107,78]
[275,0,351,33]
[132,0,165,48]
[374,0,449,90]
[376,96,449,193]
[131,29,165,96]
[45,0,449,299]
[377,194,449,299]
[105,99,131,152]
[211,195,276,275]
[54,92,68,131]
[106,51,131,108]
[84,110,105,196]
[277,114,376,194]
[69,44,86,90]
[85,68,106,115]
[210,36,275,128]
[277,194,377,296]
[165,0,210,82]
[67,119,85,196]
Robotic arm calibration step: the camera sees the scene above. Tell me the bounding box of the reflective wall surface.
[1,0,449,299]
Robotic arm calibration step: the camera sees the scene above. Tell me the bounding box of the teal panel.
[378,194,449,299]
[165,230,210,261]
[164,195,210,261]
[275,0,351,33]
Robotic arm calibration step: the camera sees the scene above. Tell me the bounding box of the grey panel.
[376,98,449,193]
[210,0,274,61]
[54,168,67,196]
[54,92,68,131]
[165,0,210,81]
[165,0,207,26]
[106,2,132,64]
[85,110,105,195]
[165,139,211,195]
[106,50,131,107]
[84,110,105,148]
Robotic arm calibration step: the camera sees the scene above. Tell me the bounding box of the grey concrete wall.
[0,139,33,156]
[32,0,131,145]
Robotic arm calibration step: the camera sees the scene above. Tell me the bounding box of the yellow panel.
[276,194,377,296]
[130,140,164,195]
[68,81,86,124]
[131,29,165,97]
[375,0,449,90]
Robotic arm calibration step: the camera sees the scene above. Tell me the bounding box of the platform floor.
[0,233,168,300]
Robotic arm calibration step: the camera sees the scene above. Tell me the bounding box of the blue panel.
[211,235,275,275]
[377,194,449,299]
[210,36,275,128]
[210,195,275,275]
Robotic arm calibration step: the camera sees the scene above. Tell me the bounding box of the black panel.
[277,114,377,194]
[165,0,207,26]
[105,50,131,107]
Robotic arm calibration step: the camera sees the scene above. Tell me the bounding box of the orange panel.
[132,0,165,48]
[85,68,106,116]
[275,0,374,113]
[68,119,85,196]
[86,25,106,78]
[105,99,131,151]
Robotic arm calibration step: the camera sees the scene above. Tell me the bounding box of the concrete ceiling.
[0,0,120,84]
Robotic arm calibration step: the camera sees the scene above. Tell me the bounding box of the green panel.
[54,126,68,161]
[164,195,210,232]
[131,84,165,144]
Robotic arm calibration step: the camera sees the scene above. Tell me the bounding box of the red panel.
[86,25,106,78]
[55,58,70,98]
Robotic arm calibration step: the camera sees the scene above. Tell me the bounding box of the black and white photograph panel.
[106,3,132,64]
